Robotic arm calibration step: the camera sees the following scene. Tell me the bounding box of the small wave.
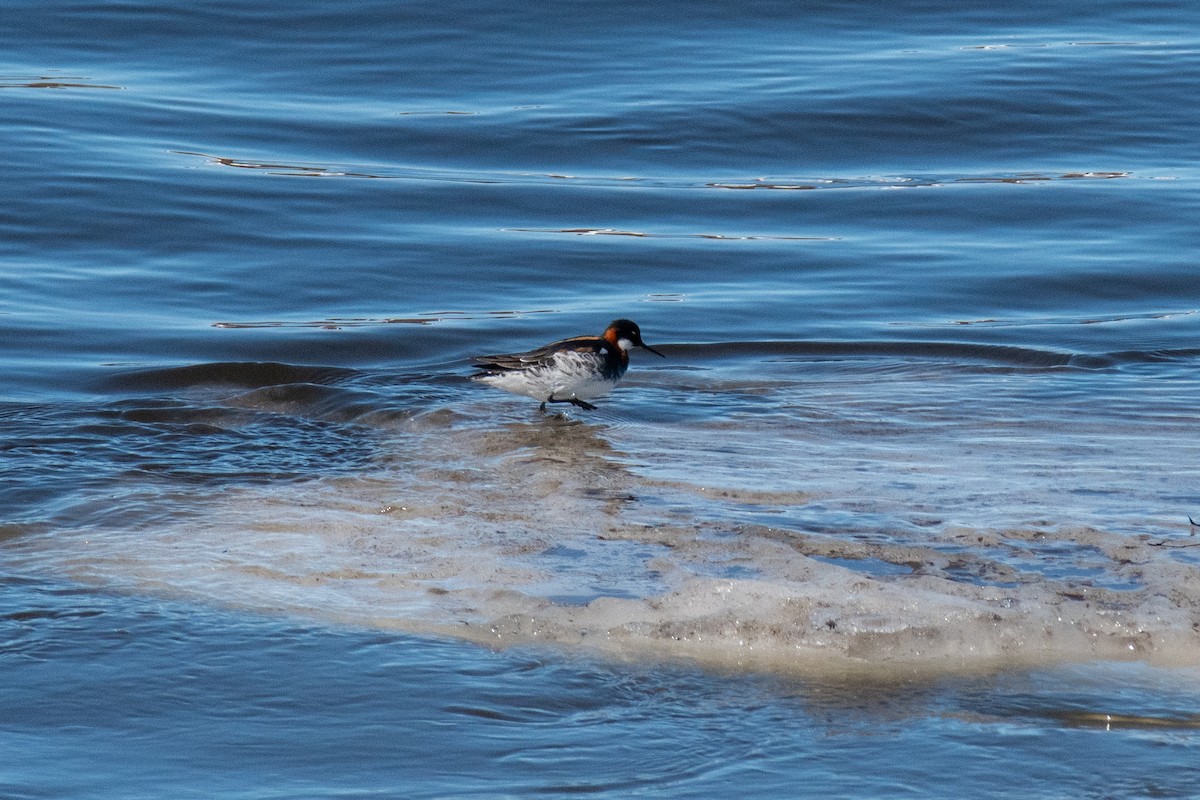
[174,151,1141,192]
[175,150,606,183]
[1044,710,1200,730]
[174,151,377,178]
[0,75,122,90]
[898,309,1198,329]
[1103,347,1200,365]
[212,309,557,329]
[223,382,418,426]
[99,363,430,427]
[952,172,1129,184]
[393,110,478,116]
[506,227,836,241]
[105,361,357,391]
[960,41,1170,51]
[214,318,437,329]
[668,340,1076,368]
[663,338,1200,372]
[707,172,1131,190]
[225,382,351,409]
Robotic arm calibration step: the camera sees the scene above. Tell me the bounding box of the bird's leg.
[542,396,597,411]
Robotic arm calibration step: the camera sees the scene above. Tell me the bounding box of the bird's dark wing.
[472,335,608,373]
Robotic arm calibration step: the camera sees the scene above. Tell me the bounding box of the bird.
[471,319,664,411]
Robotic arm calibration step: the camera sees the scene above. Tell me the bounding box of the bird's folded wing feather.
[472,336,606,371]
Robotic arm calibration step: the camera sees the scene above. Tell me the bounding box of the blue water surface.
[4,0,1200,796]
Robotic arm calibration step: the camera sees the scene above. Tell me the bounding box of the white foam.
[17,413,1200,676]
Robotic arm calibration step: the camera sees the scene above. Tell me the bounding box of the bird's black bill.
[641,344,666,358]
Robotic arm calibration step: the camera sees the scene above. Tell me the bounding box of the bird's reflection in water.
[464,415,640,519]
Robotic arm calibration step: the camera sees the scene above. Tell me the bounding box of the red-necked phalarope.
[471,319,665,410]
